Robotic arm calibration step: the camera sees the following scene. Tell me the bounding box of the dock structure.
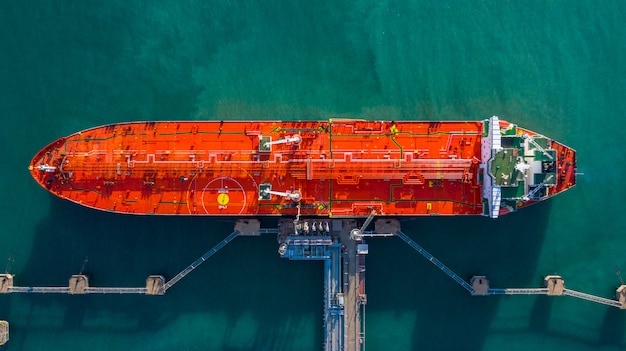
[338,219,367,350]
[2,217,625,349]
[277,218,366,351]
[0,272,152,295]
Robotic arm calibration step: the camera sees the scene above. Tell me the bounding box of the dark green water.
[1,1,625,350]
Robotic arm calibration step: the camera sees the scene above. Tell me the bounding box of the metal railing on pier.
[395,231,475,294]
[84,287,148,294]
[8,287,70,294]
[6,286,149,294]
[563,289,623,308]
[487,288,549,295]
[162,230,240,292]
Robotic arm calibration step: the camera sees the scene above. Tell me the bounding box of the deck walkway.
[338,219,364,351]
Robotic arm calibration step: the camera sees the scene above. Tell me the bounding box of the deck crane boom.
[522,133,553,160]
[523,174,554,201]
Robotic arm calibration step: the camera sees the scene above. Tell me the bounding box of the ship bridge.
[481,116,576,218]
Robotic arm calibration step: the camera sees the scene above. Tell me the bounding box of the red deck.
[29,119,576,217]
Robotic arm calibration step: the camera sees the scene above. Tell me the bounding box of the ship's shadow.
[17,197,616,350]
[16,198,324,348]
[366,201,553,351]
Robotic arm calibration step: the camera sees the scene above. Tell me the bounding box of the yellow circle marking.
[217,193,230,206]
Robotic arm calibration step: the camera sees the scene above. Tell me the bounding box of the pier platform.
[69,275,88,294]
[545,275,565,295]
[617,285,626,309]
[0,274,13,293]
[146,275,165,295]
[0,320,7,346]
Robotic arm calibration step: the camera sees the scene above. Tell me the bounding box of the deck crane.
[522,133,553,160]
[523,174,554,201]
[259,189,302,202]
[262,134,302,148]
[350,210,376,240]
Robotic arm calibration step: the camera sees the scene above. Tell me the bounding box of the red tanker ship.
[30,117,576,218]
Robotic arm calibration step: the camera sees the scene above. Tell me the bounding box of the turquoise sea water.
[1,1,625,350]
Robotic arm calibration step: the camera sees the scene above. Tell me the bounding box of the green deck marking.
[391,136,403,158]
[329,198,477,209]
[68,135,117,142]
[329,122,333,159]
[389,180,404,203]
[329,178,333,213]
[269,126,282,134]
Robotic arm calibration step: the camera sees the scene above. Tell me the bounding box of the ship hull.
[30,118,576,217]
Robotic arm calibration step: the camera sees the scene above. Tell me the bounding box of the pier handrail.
[395,231,475,294]
[8,286,148,294]
[162,230,240,292]
[563,289,623,308]
[8,287,70,294]
[85,287,148,294]
[488,288,548,295]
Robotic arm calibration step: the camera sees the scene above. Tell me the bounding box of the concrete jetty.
[544,275,565,295]
[69,275,88,294]
[0,274,13,293]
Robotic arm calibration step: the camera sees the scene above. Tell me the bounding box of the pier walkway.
[279,236,345,350]
[338,220,366,351]
[476,279,624,308]
[563,289,623,308]
[277,218,365,351]
[7,286,148,294]
[487,288,549,295]
[0,274,156,295]
[161,230,240,293]
[395,231,475,294]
